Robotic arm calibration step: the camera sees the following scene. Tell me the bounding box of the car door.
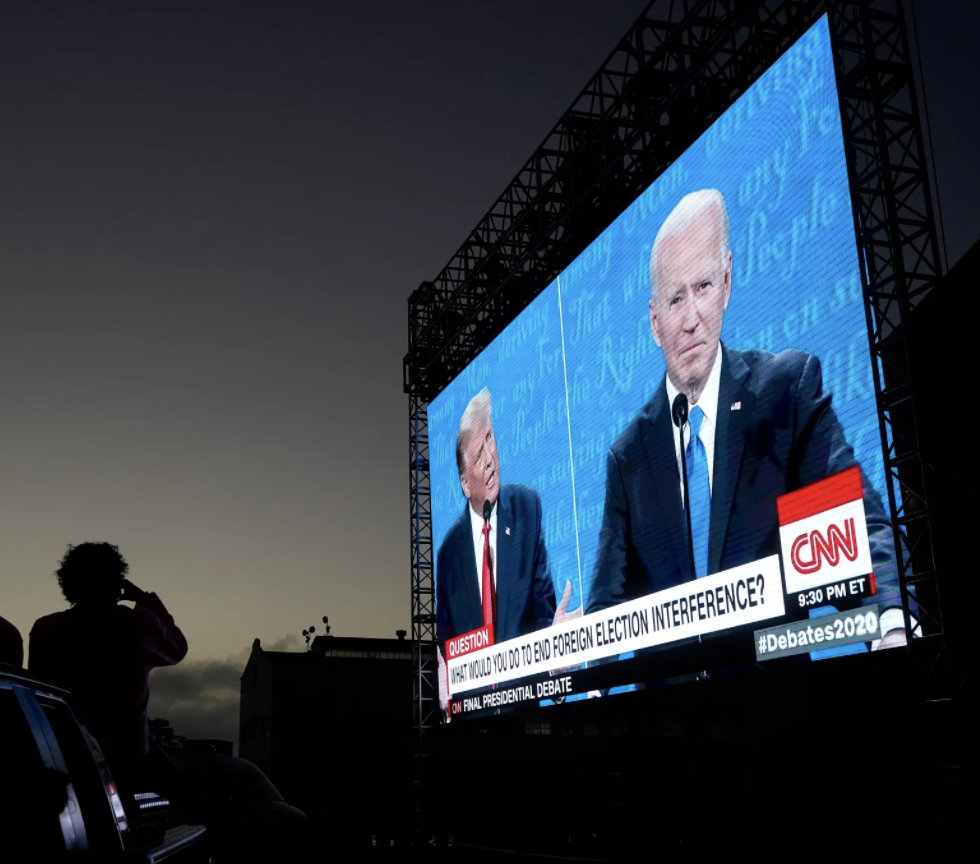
[0,682,82,854]
[15,685,91,851]
[36,693,128,853]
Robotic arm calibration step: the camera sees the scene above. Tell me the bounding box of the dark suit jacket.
[437,484,557,649]
[587,345,900,616]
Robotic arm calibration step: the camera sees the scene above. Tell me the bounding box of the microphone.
[481,497,499,702]
[672,393,697,581]
[671,392,689,428]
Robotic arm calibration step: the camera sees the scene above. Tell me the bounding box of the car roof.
[0,664,71,698]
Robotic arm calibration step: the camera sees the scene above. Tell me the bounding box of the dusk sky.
[2,1,976,744]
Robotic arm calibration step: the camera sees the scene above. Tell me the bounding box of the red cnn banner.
[445,624,493,662]
[777,467,873,594]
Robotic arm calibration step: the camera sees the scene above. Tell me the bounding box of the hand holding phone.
[119,579,146,603]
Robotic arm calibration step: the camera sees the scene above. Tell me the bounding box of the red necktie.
[481,521,496,634]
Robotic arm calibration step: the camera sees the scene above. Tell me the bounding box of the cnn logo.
[777,468,873,593]
[790,518,859,574]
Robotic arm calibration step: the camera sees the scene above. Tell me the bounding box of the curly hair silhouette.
[56,542,130,606]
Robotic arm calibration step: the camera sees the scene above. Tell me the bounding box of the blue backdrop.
[428,280,583,611]
[429,15,883,637]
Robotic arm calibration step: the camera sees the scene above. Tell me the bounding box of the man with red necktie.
[435,388,579,716]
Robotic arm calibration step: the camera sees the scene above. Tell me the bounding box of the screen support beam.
[829,0,953,798]
[408,388,437,844]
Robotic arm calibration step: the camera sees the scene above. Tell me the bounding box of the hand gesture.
[119,579,146,603]
[874,627,907,651]
[551,581,583,674]
[552,580,582,627]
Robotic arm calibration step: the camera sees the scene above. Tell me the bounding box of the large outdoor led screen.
[429,16,910,721]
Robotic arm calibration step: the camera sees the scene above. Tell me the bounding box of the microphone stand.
[482,498,496,633]
[672,394,696,579]
[482,498,501,710]
[672,393,705,675]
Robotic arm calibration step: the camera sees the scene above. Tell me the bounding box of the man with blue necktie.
[586,189,907,650]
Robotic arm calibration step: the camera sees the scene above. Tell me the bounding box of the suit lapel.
[641,391,692,580]
[455,503,482,631]
[493,488,517,639]
[709,347,752,574]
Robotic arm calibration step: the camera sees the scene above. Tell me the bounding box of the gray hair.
[455,387,492,475]
[649,189,730,301]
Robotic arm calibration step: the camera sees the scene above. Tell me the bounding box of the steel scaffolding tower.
[405,0,947,844]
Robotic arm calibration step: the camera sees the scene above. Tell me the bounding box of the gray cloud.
[148,632,303,755]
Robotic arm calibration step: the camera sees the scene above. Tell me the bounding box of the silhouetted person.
[28,543,187,786]
[0,613,23,668]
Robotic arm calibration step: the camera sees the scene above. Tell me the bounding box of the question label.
[447,555,785,695]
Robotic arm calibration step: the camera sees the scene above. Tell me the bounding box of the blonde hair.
[455,387,492,475]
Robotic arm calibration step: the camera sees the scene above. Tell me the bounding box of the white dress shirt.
[469,500,498,605]
[665,343,723,505]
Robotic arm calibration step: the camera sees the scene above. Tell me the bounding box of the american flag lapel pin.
[731,401,742,411]
[505,526,511,536]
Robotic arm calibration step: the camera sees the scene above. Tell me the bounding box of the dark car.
[164,752,307,861]
[0,663,208,862]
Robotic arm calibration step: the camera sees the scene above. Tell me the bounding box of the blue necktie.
[686,405,711,579]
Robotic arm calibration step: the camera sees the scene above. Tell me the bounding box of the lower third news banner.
[449,671,577,718]
[446,555,785,697]
[754,605,881,661]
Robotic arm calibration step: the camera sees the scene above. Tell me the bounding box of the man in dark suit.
[436,388,579,713]
[587,189,907,649]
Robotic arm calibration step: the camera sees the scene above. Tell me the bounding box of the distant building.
[149,718,232,757]
[239,634,412,840]
[148,718,185,751]
[182,739,233,757]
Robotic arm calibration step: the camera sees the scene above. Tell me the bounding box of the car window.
[212,771,284,804]
[0,688,66,853]
[41,699,123,851]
